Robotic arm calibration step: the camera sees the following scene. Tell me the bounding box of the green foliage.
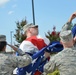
[14,19,27,45]
[45,26,60,43]
[47,70,60,75]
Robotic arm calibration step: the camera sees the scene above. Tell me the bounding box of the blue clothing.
[72,25,76,37]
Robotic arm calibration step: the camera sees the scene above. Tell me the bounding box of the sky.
[0,0,76,51]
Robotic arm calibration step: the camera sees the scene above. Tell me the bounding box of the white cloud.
[8,11,14,15]
[0,0,10,6]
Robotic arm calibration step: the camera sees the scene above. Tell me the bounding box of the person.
[0,35,32,75]
[19,23,50,54]
[61,12,76,46]
[14,23,50,75]
[43,30,76,75]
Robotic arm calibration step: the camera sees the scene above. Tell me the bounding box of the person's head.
[23,23,38,37]
[0,35,7,52]
[60,30,74,48]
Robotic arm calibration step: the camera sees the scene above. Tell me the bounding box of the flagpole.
[32,0,35,25]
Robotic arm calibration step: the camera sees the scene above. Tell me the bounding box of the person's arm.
[61,12,76,32]
[68,12,76,23]
[43,57,56,74]
[16,54,32,68]
[19,41,38,54]
[7,44,25,56]
[6,53,32,68]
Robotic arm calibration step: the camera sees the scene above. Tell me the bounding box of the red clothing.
[34,70,42,75]
[26,36,47,50]
[26,36,48,75]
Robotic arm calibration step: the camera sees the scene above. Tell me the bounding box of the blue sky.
[0,0,76,46]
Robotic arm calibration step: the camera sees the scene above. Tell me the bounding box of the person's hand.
[73,36,76,43]
[68,12,76,23]
[44,52,50,58]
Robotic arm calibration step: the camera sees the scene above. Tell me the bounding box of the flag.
[17,41,63,75]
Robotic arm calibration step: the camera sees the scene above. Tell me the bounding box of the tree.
[45,26,60,43]
[14,19,27,46]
